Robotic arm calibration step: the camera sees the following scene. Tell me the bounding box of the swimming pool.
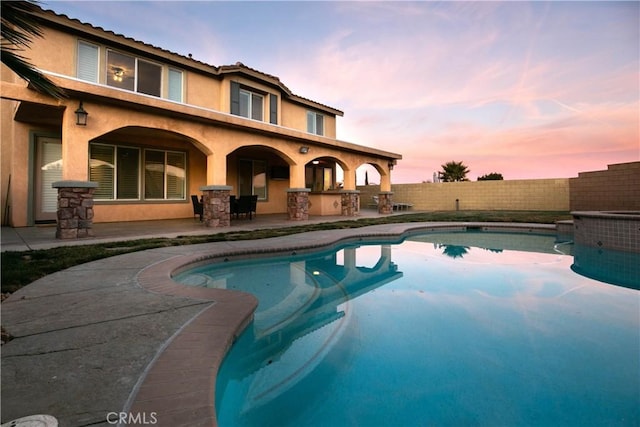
[174,231,640,426]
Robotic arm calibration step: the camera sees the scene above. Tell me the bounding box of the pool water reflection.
[174,231,640,426]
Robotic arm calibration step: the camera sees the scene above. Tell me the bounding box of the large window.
[90,143,186,201]
[238,159,266,200]
[307,111,324,135]
[106,50,162,97]
[78,43,183,101]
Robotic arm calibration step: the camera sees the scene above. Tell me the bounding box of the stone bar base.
[201,185,232,227]
[341,191,360,216]
[52,181,98,239]
[378,192,394,214]
[287,188,310,221]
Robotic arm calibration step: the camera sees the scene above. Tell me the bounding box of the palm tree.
[1,0,66,98]
[439,161,470,182]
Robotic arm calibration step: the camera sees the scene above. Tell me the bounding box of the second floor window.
[78,41,183,102]
[230,81,272,122]
[107,50,161,97]
[307,111,324,135]
[240,89,263,121]
[77,41,99,83]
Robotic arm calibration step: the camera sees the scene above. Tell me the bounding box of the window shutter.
[77,41,99,83]
[269,94,278,124]
[230,81,240,115]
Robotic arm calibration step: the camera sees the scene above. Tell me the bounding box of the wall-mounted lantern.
[299,146,309,154]
[75,101,88,126]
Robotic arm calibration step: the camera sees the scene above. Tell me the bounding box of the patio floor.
[0,210,388,252]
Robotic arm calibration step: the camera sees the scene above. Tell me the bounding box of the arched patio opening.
[225,145,295,216]
[356,162,394,214]
[304,156,346,192]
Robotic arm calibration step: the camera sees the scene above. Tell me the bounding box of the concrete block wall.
[358,178,570,211]
[569,162,640,211]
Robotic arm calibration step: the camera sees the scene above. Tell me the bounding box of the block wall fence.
[358,179,570,211]
[569,162,640,211]
[357,162,639,212]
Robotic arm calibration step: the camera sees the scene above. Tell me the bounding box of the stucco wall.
[358,178,570,211]
[569,162,640,211]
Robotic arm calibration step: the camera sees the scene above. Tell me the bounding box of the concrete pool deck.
[1,218,555,426]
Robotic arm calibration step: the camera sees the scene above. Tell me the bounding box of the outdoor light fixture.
[75,101,88,126]
[299,146,309,154]
[388,161,395,170]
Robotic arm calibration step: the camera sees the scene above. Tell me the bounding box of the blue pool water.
[174,231,640,426]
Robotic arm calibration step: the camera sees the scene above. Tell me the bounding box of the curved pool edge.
[127,221,556,426]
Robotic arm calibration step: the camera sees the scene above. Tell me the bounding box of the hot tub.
[571,211,640,253]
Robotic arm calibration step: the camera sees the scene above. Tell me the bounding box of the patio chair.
[235,195,258,220]
[191,195,203,221]
[230,195,238,218]
[369,195,379,209]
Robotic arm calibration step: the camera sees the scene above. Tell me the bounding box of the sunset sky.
[46,1,639,184]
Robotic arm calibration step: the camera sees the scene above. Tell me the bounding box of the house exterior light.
[75,102,88,126]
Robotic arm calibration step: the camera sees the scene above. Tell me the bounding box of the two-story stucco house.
[1,5,401,236]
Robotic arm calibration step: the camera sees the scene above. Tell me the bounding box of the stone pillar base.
[341,191,360,216]
[287,188,310,221]
[52,181,98,239]
[200,185,232,227]
[378,192,394,215]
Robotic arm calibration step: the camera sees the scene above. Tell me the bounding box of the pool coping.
[125,222,556,426]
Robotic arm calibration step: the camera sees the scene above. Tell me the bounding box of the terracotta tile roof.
[38,6,343,116]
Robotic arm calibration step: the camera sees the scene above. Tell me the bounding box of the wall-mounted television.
[270,166,290,180]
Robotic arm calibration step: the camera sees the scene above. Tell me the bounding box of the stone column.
[52,181,98,239]
[287,188,310,221]
[341,190,360,217]
[200,185,232,227]
[378,191,394,214]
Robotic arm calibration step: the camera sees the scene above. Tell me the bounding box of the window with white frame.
[240,89,263,121]
[106,50,162,97]
[167,68,183,102]
[230,82,265,121]
[307,111,324,135]
[90,143,186,201]
[77,41,99,83]
[78,42,184,101]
